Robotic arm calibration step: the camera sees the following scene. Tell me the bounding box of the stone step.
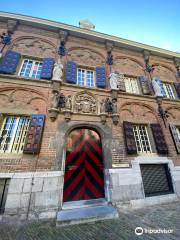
[56,205,119,226]
[62,198,107,210]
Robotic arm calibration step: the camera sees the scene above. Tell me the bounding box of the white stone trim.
[0,171,64,179]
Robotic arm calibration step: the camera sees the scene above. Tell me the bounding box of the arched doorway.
[63,128,105,202]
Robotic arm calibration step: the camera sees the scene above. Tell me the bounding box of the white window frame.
[133,125,152,154]
[163,83,175,99]
[0,116,30,154]
[124,76,140,94]
[77,68,95,87]
[19,59,42,79]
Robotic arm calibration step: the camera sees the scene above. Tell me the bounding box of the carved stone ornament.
[74,92,97,114]
[112,113,119,125]
[48,108,59,122]
[79,19,95,30]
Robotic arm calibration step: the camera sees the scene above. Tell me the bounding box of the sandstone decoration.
[152,65,176,82]
[74,91,97,114]
[67,48,105,66]
[114,58,144,76]
[12,38,56,58]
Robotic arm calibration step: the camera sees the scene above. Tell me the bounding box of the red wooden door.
[63,128,104,202]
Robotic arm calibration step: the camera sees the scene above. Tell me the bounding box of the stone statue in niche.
[52,59,63,81]
[105,98,113,113]
[109,71,119,90]
[58,93,66,109]
[74,93,97,114]
[100,99,106,113]
[112,99,118,113]
[50,92,59,109]
[65,95,72,110]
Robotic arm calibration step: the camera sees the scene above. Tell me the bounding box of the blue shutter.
[152,77,166,97]
[65,61,77,84]
[23,114,45,154]
[0,50,21,74]
[40,58,55,80]
[96,66,106,88]
[174,82,180,99]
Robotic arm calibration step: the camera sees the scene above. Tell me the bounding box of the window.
[19,59,42,79]
[0,116,30,154]
[0,179,9,214]
[133,125,152,153]
[140,164,173,197]
[124,77,140,94]
[163,83,175,99]
[77,68,95,87]
[175,126,180,141]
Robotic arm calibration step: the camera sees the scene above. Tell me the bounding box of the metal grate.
[140,164,174,197]
[133,125,152,153]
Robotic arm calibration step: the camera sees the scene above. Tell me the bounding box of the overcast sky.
[1,0,180,53]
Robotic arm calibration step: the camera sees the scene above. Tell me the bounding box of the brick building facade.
[0,12,180,221]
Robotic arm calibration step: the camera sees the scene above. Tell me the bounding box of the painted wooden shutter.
[123,121,137,154]
[150,123,168,155]
[96,66,106,88]
[23,114,45,154]
[0,50,21,74]
[138,76,151,95]
[40,58,55,80]
[174,82,180,99]
[152,77,166,97]
[65,61,77,84]
[118,75,126,92]
[169,124,180,154]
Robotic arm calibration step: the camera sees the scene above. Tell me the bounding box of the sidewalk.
[0,201,179,240]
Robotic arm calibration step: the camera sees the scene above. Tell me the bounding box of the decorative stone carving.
[105,98,113,113]
[153,65,176,82]
[65,95,72,110]
[79,19,95,30]
[12,38,56,58]
[50,92,59,109]
[109,71,119,90]
[112,99,118,114]
[52,59,63,81]
[74,92,97,114]
[7,20,18,33]
[100,99,106,113]
[114,58,144,76]
[68,48,105,66]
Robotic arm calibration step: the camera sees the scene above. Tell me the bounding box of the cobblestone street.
[0,202,180,240]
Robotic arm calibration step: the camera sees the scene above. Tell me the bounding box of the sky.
[0,0,180,53]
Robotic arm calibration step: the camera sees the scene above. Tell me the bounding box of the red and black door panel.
[63,128,104,202]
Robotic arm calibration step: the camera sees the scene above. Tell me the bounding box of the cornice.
[0,12,180,60]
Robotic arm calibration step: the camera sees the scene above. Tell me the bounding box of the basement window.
[0,179,10,214]
[140,164,174,197]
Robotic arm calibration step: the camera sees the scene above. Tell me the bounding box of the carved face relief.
[114,58,144,75]
[74,92,97,114]
[68,49,105,66]
[12,38,56,58]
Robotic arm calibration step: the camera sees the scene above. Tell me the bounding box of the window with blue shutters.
[19,59,43,79]
[0,50,21,74]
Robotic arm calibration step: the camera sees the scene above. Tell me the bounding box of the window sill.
[0,153,23,159]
